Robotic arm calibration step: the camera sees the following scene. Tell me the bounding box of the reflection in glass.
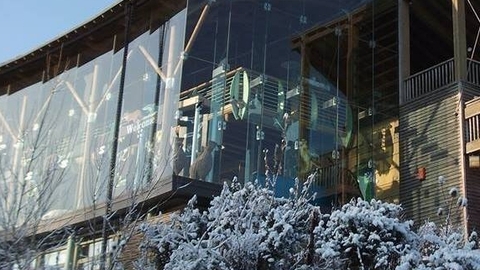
[0,0,402,215]
[180,0,399,206]
[152,9,187,181]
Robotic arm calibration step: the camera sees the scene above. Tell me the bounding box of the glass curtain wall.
[180,0,399,205]
[0,8,187,217]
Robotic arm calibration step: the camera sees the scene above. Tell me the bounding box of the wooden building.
[1,0,480,268]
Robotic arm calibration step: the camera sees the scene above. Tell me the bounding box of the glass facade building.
[0,0,401,219]
[3,0,480,268]
[0,8,187,215]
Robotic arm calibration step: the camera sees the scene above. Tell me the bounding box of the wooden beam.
[65,81,89,116]
[139,45,167,82]
[0,111,15,139]
[452,0,467,81]
[291,8,365,48]
[398,0,410,104]
[465,98,480,118]
[173,3,212,76]
[466,140,480,154]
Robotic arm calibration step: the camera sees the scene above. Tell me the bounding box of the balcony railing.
[402,58,455,104]
[315,164,359,194]
[467,58,480,85]
[402,58,480,104]
[179,67,286,118]
[465,97,480,154]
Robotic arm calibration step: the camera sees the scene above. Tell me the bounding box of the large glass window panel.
[44,249,67,269]
[115,30,160,196]
[38,84,74,213]
[180,1,357,185]
[63,48,124,209]
[152,9,187,182]
[178,0,399,205]
[0,83,49,224]
[0,78,80,220]
[85,49,123,208]
[290,0,399,204]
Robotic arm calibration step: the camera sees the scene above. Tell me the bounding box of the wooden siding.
[399,83,465,228]
[118,211,178,269]
[462,82,480,233]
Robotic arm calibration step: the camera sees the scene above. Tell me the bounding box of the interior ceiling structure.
[409,0,453,73]
[409,0,480,73]
[289,0,398,119]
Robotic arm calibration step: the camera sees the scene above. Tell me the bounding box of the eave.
[0,0,186,95]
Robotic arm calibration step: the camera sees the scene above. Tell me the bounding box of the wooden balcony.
[461,59,480,155]
[465,97,480,154]
[402,58,480,104]
[402,58,480,157]
[402,59,455,104]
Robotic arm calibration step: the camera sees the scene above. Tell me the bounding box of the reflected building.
[0,0,479,268]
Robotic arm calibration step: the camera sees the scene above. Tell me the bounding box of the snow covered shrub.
[136,176,322,270]
[255,177,322,269]
[397,175,480,269]
[412,222,480,269]
[314,198,417,269]
[136,195,209,269]
[436,176,467,233]
[136,174,480,270]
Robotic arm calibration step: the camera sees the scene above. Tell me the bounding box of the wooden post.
[452,0,467,81]
[452,0,469,237]
[398,0,410,105]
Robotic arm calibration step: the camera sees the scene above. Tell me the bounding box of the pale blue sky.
[0,0,117,64]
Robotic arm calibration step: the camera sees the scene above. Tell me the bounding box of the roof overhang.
[0,0,187,95]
